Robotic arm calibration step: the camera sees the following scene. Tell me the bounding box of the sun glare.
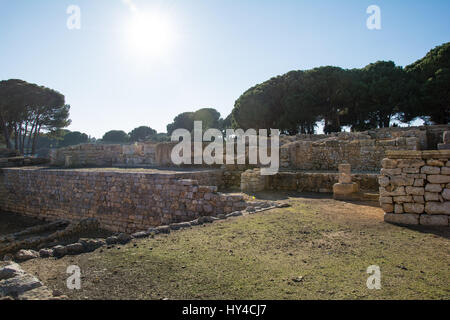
[125,11,176,60]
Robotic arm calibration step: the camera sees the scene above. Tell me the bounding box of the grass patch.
[21,193,450,300]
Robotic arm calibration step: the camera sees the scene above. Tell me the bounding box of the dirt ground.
[20,192,450,300]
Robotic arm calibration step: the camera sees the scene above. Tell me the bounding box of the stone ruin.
[332,164,360,200]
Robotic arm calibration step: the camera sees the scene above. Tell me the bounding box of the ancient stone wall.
[51,125,449,173]
[280,125,449,172]
[0,168,247,233]
[49,142,176,167]
[379,150,450,226]
[240,168,378,193]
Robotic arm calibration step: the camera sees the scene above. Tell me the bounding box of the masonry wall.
[51,125,450,174]
[280,125,450,172]
[0,168,247,233]
[241,169,379,193]
[379,150,450,226]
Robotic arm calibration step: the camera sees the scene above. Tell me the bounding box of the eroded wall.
[0,168,246,233]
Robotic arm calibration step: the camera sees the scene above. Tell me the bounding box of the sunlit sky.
[1,0,449,138]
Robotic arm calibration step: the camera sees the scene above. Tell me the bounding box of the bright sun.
[125,11,176,60]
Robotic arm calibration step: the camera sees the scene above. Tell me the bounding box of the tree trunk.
[31,123,41,155]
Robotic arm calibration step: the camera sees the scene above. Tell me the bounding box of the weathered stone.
[391,176,414,187]
[381,158,397,169]
[425,184,442,193]
[420,215,448,226]
[0,274,42,297]
[403,203,424,214]
[381,203,394,213]
[52,245,67,258]
[384,213,419,225]
[405,186,425,196]
[378,176,390,187]
[413,196,425,204]
[441,167,450,175]
[380,168,402,176]
[198,216,214,224]
[17,285,55,300]
[442,189,450,201]
[425,202,450,215]
[380,197,393,204]
[425,192,439,202]
[131,231,148,239]
[333,182,359,200]
[0,263,24,281]
[397,159,425,168]
[413,179,424,187]
[38,249,53,258]
[169,222,191,230]
[393,195,413,203]
[427,159,444,167]
[155,225,171,233]
[66,243,84,255]
[15,250,39,262]
[402,167,420,174]
[421,166,440,175]
[427,175,450,184]
[379,186,405,197]
[105,236,119,245]
[394,204,404,214]
[117,233,132,244]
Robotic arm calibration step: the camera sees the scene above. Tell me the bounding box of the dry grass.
[21,193,450,300]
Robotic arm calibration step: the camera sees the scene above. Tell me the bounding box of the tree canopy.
[231,42,449,134]
[128,126,157,142]
[166,108,226,135]
[0,79,71,154]
[102,130,130,144]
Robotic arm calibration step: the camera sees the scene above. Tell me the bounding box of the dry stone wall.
[50,125,449,174]
[379,150,450,226]
[280,125,449,172]
[241,169,378,193]
[0,168,247,233]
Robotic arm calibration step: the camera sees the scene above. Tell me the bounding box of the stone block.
[405,186,425,196]
[427,159,444,167]
[420,215,448,226]
[333,182,359,200]
[403,203,424,214]
[427,175,450,184]
[384,213,419,225]
[380,196,393,204]
[393,195,413,203]
[394,204,404,214]
[421,166,440,175]
[425,184,442,193]
[442,189,450,201]
[425,192,439,202]
[381,158,397,169]
[425,202,450,215]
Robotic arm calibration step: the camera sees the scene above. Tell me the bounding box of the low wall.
[0,168,247,233]
[50,142,176,167]
[379,150,450,226]
[241,169,379,193]
[50,125,450,174]
[280,125,449,172]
